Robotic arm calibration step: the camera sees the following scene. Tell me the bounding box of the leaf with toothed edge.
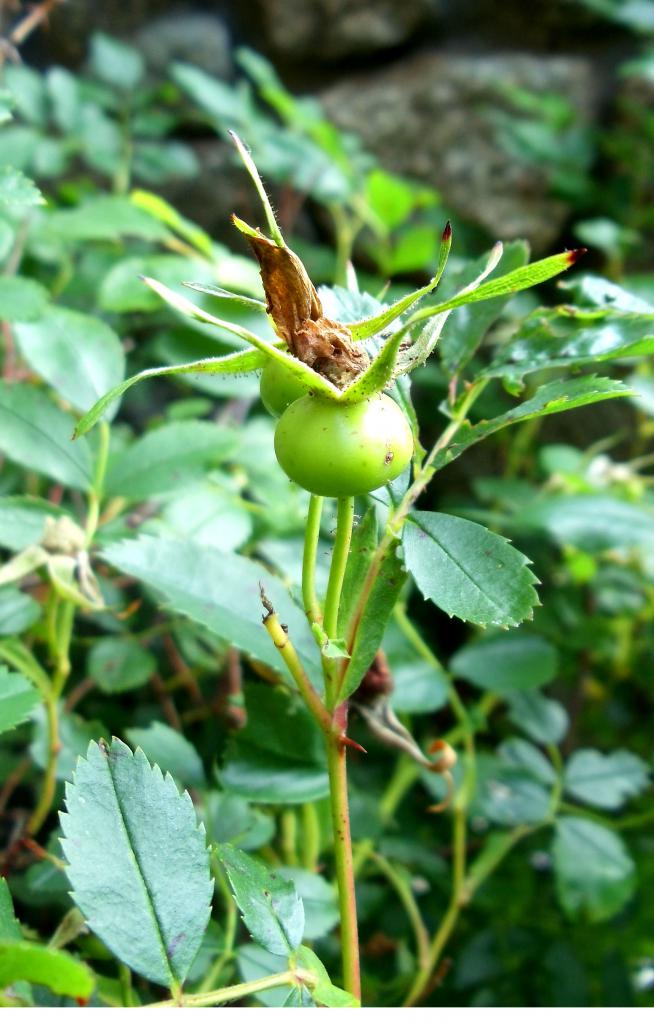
[403,511,539,628]
[431,376,634,473]
[218,844,304,956]
[60,738,212,989]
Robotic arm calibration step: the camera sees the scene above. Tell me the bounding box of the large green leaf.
[14,307,125,420]
[432,377,633,473]
[489,307,654,383]
[105,421,238,501]
[74,349,266,438]
[0,276,48,322]
[100,536,322,687]
[0,667,39,735]
[338,511,407,700]
[218,844,304,956]
[563,749,650,811]
[61,738,213,988]
[403,512,538,628]
[552,817,636,922]
[0,383,92,491]
[450,633,558,694]
[0,941,94,999]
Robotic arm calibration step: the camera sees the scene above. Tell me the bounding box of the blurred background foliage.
[0,0,653,1009]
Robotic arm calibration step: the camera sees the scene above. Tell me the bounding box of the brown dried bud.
[247,233,369,387]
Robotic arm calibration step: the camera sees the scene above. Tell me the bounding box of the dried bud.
[246,233,369,387]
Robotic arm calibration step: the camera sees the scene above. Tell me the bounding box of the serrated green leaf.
[552,817,636,922]
[0,941,94,999]
[450,632,558,693]
[14,307,125,419]
[61,738,212,989]
[277,869,339,941]
[0,667,39,736]
[564,749,650,810]
[218,844,304,955]
[74,349,265,438]
[433,377,634,473]
[0,382,92,490]
[489,307,654,383]
[403,512,538,627]
[0,276,48,322]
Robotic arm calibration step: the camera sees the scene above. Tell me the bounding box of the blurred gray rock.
[322,52,599,249]
[257,0,440,60]
[136,12,232,77]
[47,0,174,66]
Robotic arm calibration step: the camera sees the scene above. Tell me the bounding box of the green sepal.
[347,221,452,342]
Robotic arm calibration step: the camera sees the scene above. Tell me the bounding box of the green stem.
[323,496,354,709]
[281,809,298,866]
[28,598,75,835]
[302,494,323,623]
[368,852,430,974]
[85,420,110,546]
[261,608,331,736]
[150,969,313,1008]
[326,733,361,1001]
[301,801,321,871]
[27,695,59,836]
[198,857,237,993]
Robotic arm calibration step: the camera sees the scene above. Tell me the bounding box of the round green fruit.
[274,393,413,497]
[260,359,308,417]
